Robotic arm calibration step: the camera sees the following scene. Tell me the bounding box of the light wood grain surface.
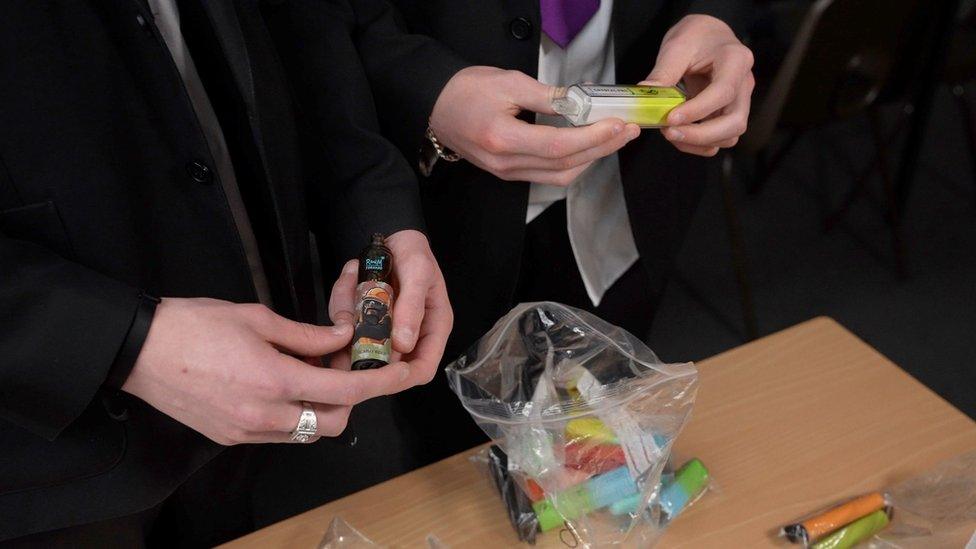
[224,317,976,548]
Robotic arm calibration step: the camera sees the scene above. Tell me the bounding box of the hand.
[327,230,453,385]
[122,294,419,445]
[642,14,755,157]
[429,66,641,186]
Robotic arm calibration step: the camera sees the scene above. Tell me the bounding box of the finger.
[495,124,640,172]
[316,404,353,437]
[391,256,432,354]
[400,275,453,388]
[329,259,359,328]
[286,356,413,405]
[255,403,351,442]
[666,51,749,125]
[496,117,629,160]
[249,306,353,357]
[232,401,312,438]
[663,114,743,147]
[506,71,559,115]
[642,41,697,87]
[663,78,752,147]
[327,349,352,371]
[671,141,720,157]
[715,136,739,148]
[503,163,593,187]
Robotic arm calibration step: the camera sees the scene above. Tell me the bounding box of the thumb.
[641,44,695,87]
[507,71,558,115]
[256,312,353,357]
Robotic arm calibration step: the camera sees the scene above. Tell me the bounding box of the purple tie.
[540,0,601,48]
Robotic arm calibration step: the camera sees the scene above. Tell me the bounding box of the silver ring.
[289,402,317,443]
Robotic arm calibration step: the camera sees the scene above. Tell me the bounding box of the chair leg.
[721,152,759,341]
[868,108,908,277]
[952,84,976,210]
[747,131,801,195]
[892,0,961,220]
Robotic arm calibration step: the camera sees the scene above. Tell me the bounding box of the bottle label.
[579,84,685,99]
[351,280,394,365]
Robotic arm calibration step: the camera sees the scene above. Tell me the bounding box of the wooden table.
[225,317,976,548]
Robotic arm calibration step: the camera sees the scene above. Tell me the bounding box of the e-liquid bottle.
[351,234,394,370]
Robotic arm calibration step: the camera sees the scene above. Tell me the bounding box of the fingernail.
[331,322,352,335]
[666,128,684,141]
[613,123,624,135]
[399,363,410,382]
[669,112,685,125]
[627,126,640,140]
[343,260,358,274]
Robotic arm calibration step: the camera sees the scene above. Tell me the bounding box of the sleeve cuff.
[104,293,160,391]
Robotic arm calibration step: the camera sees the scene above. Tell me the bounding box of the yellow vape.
[551,84,686,128]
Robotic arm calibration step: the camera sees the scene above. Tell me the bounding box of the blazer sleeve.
[265,0,440,262]
[344,0,471,162]
[0,232,155,440]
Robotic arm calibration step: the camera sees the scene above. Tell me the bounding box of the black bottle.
[351,234,394,370]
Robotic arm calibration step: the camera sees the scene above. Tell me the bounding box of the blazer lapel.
[197,1,258,115]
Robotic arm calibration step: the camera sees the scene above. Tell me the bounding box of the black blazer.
[0,0,423,539]
[345,0,749,461]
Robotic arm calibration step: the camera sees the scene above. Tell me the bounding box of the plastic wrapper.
[780,493,892,547]
[318,517,451,548]
[319,517,377,549]
[447,302,699,547]
[779,451,976,548]
[872,450,976,548]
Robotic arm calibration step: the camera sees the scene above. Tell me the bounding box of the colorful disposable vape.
[532,466,638,531]
[564,442,627,474]
[607,458,710,519]
[351,234,394,370]
[551,84,686,128]
[525,467,593,502]
[565,417,619,445]
[659,458,709,520]
[809,509,890,549]
[782,492,887,545]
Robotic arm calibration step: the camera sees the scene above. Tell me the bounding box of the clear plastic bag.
[318,517,451,548]
[319,517,377,549]
[778,451,976,549]
[871,450,976,548]
[447,302,699,547]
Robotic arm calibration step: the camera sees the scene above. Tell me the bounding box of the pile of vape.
[447,302,702,546]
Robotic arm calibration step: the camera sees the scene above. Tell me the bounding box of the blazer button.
[186,160,213,184]
[509,17,533,40]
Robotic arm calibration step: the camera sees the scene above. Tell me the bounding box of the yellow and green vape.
[551,84,686,128]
